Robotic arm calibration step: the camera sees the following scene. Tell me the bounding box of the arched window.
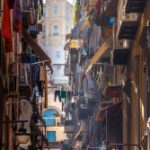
[42,109,60,126]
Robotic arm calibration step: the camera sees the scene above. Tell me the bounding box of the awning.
[95,101,122,121]
[118,21,139,40]
[113,48,130,65]
[104,85,123,98]
[86,38,112,73]
[23,29,53,73]
[125,0,146,13]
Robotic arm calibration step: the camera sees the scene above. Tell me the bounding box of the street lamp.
[16,132,31,144]
[15,120,31,144]
[1,120,31,145]
[16,121,31,144]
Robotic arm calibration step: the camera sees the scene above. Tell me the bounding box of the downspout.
[112,20,115,85]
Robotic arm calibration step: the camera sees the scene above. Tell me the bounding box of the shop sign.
[70,39,84,48]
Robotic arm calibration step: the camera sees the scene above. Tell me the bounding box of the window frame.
[55,51,61,58]
[53,4,58,14]
[47,131,56,142]
[53,25,59,35]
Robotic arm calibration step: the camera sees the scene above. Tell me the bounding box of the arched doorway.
[42,109,60,126]
[42,109,60,142]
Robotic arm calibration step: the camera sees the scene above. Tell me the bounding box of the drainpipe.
[112,19,116,85]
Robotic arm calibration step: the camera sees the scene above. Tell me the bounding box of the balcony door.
[47,131,56,142]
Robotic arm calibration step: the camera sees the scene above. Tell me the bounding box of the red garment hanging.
[8,0,15,9]
[2,0,13,52]
[95,0,102,17]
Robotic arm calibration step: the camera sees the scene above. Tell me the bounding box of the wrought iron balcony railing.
[22,0,35,12]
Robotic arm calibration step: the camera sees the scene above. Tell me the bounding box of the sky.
[43,0,76,5]
[67,0,76,5]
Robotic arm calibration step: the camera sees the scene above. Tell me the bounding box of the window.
[47,131,56,142]
[55,51,61,58]
[43,7,46,16]
[54,5,58,13]
[54,65,61,73]
[53,25,59,35]
[42,109,59,126]
[43,25,46,33]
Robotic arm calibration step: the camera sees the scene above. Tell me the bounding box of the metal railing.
[22,0,34,12]
[87,143,141,150]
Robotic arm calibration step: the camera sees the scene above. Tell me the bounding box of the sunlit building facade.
[38,0,74,149]
[40,0,73,85]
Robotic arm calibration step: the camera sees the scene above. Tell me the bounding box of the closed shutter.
[47,131,56,142]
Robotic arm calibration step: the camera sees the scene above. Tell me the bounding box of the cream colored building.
[42,87,69,149]
[38,1,73,149]
[39,0,73,84]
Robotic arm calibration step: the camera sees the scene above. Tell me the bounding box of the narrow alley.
[0,0,150,150]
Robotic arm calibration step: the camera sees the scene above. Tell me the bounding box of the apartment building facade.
[41,0,74,85]
[0,0,52,149]
[66,0,150,149]
[37,1,74,149]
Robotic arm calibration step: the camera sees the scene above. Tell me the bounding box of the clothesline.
[32,59,49,65]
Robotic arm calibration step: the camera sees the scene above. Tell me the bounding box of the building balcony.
[113,48,130,65]
[22,29,52,72]
[93,0,117,27]
[64,120,74,134]
[84,91,98,104]
[48,142,62,149]
[103,0,119,17]
[19,85,31,98]
[79,47,88,65]
[117,0,141,40]
[125,0,147,14]
[96,100,122,121]
[90,63,113,85]
[22,0,34,12]
[22,0,43,26]
[22,0,36,26]
[29,24,39,39]
[78,102,93,120]
[118,21,139,40]
[94,13,115,27]
[31,122,48,146]
[104,85,123,98]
